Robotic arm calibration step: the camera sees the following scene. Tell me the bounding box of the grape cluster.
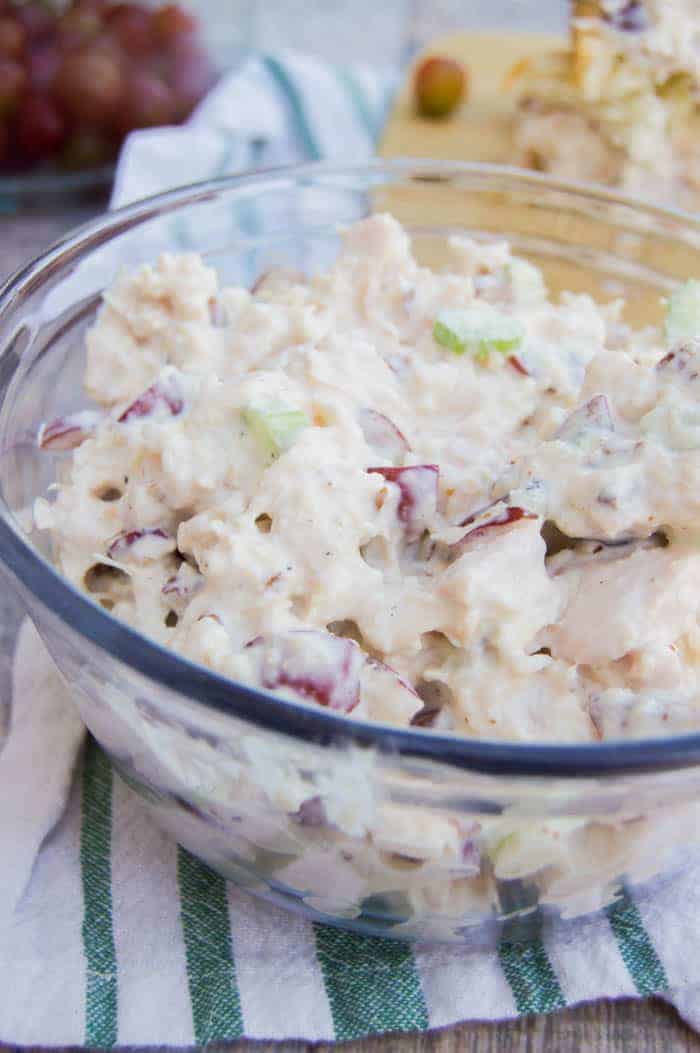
[0,0,215,171]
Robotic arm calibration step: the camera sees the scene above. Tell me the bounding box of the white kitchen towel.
[111,51,391,207]
[2,48,700,1046]
[2,621,700,1045]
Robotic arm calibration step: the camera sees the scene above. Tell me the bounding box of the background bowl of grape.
[0,0,216,199]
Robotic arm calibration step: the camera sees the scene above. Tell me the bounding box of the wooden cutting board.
[379,31,564,163]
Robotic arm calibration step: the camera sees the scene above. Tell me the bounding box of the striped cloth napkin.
[2,50,700,1046]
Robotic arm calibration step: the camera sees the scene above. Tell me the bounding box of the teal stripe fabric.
[178,848,243,1043]
[262,56,323,160]
[499,939,567,1015]
[314,925,429,1040]
[335,67,379,140]
[80,738,118,1048]
[606,889,669,996]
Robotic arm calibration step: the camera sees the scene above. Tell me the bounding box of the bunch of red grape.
[0,0,216,171]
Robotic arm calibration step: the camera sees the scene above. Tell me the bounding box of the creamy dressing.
[35,213,700,743]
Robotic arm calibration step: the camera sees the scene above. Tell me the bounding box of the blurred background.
[195,0,567,70]
[0,0,568,201]
[0,0,571,252]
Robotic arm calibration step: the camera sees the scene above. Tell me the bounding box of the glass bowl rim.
[3,157,700,778]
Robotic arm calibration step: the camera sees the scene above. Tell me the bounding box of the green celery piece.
[434,307,524,362]
[243,403,309,459]
[665,280,700,346]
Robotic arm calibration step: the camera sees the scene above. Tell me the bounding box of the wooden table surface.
[2,3,699,1045]
[225,999,700,1052]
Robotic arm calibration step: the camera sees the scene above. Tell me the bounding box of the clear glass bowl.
[2,160,700,945]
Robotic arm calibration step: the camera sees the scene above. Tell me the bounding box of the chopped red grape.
[162,563,202,599]
[459,496,505,528]
[452,505,536,556]
[107,527,175,562]
[365,657,419,697]
[38,410,102,451]
[245,630,364,713]
[361,657,421,722]
[554,394,614,442]
[118,375,184,422]
[367,464,439,540]
[358,407,410,461]
[16,93,65,160]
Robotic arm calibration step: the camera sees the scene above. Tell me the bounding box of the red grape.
[73,0,111,13]
[0,17,26,60]
[152,4,197,44]
[118,375,184,421]
[14,2,54,41]
[414,56,466,119]
[120,70,173,130]
[0,0,214,172]
[16,93,65,160]
[0,58,26,117]
[60,127,116,170]
[105,3,153,55]
[366,465,439,541]
[57,6,103,48]
[0,120,9,164]
[37,410,101,450]
[27,42,59,90]
[54,45,123,125]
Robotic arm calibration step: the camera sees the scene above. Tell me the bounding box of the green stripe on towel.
[80,737,118,1048]
[314,925,428,1041]
[606,887,668,996]
[499,939,567,1015]
[335,68,378,141]
[263,56,322,161]
[178,848,243,1043]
